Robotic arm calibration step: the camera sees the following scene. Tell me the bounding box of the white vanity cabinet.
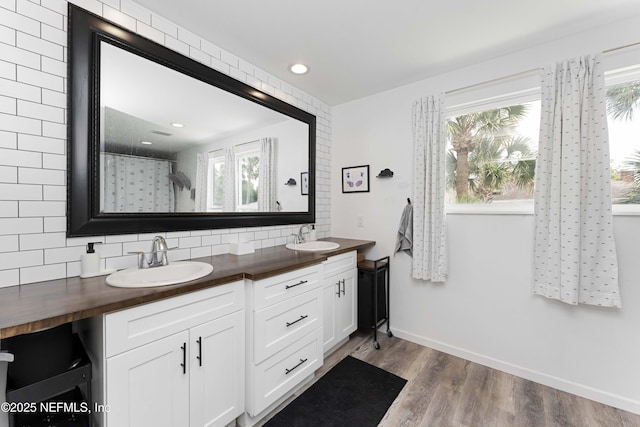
[84,281,245,427]
[242,264,324,424]
[322,251,358,353]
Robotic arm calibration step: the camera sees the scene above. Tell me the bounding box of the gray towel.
[395,204,413,256]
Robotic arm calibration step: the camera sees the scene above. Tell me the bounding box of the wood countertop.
[0,238,374,339]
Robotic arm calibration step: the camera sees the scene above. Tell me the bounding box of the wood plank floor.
[260,330,640,427]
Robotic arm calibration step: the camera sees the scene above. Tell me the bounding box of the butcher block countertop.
[0,238,374,339]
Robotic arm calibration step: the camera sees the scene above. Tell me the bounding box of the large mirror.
[68,5,315,236]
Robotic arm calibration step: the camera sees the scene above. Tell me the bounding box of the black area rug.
[264,355,407,427]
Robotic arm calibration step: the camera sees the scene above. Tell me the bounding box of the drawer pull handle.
[285,358,308,375]
[180,343,187,374]
[286,314,308,327]
[341,279,346,296]
[285,279,308,289]
[335,281,341,297]
[197,336,202,366]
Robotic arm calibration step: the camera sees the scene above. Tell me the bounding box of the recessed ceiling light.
[290,63,309,75]
[141,141,152,145]
[171,122,184,128]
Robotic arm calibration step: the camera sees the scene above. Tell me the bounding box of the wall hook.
[376,168,394,178]
[285,178,297,186]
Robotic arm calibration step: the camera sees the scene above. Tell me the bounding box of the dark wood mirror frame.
[67,4,316,237]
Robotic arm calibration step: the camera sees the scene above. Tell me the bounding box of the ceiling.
[133,0,640,106]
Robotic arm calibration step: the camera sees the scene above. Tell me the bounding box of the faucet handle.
[128,251,148,269]
[290,234,300,244]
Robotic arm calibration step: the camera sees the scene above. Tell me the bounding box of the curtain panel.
[412,95,448,282]
[102,153,175,213]
[258,137,277,212]
[533,54,621,307]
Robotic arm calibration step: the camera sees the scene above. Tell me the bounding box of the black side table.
[357,256,393,349]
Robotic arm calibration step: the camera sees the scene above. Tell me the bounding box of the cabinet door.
[336,269,357,340]
[190,311,245,427]
[322,278,339,353]
[106,331,190,427]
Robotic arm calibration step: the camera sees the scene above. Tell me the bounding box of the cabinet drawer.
[253,287,322,363]
[249,327,323,416]
[253,265,321,310]
[105,281,244,357]
[323,251,356,277]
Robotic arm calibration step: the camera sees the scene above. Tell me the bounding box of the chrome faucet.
[149,236,170,267]
[297,225,310,243]
[128,236,172,269]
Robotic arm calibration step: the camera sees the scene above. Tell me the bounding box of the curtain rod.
[103,151,177,163]
[445,39,640,96]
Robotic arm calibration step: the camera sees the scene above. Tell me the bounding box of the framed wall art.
[301,172,309,195]
[342,165,370,193]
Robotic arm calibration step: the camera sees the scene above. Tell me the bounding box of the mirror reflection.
[99,43,309,214]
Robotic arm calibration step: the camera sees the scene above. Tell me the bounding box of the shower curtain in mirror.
[533,53,620,307]
[412,95,448,282]
[223,147,236,211]
[101,153,175,213]
[258,137,277,211]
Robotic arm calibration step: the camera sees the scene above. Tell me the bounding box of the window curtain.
[258,137,276,212]
[533,53,621,307]
[194,153,208,211]
[102,153,175,213]
[223,146,236,211]
[411,95,448,282]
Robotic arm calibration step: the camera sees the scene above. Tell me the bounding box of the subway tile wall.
[0,0,332,287]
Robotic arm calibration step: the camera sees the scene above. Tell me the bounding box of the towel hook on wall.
[407,198,411,205]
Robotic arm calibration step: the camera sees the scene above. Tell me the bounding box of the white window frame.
[235,141,260,212]
[206,151,225,212]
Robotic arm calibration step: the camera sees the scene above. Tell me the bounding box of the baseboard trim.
[390,328,640,415]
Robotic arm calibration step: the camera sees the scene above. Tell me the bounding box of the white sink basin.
[285,241,340,252]
[106,261,213,288]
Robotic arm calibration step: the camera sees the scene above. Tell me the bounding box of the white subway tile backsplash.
[41,24,66,47]
[42,121,66,139]
[43,216,65,232]
[0,7,40,36]
[0,0,331,286]
[19,231,65,250]
[17,65,63,91]
[151,13,177,38]
[0,201,18,217]
[0,60,17,80]
[103,5,137,31]
[177,28,200,48]
[0,76,42,102]
[165,35,189,56]
[17,99,64,122]
[0,184,42,200]
[0,248,42,269]
[0,95,16,114]
[19,200,65,217]
[42,153,65,170]
[120,0,151,24]
[18,134,65,154]
[16,32,63,60]
[44,245,84,264]
[17,0,63,30]
[41,56,67,77]
[0,24,15,45]
[136,21,163,45]
[0,235,18,252]
[0,269,19,288]
[18,167,64,184]
[0,165,17,182]
[20,263,66,284]
[43,185,65,201]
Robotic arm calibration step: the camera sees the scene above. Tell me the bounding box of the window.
[206,152,225,211]
[235,145,260,212]
[605,68,640,206]
[446,97,540,207]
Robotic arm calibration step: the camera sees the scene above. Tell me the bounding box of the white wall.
[332,13,640,413]
[0,0,330,287]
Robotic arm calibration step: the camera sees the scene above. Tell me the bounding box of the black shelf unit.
[357,256,393,349]
[5,334,92,427]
